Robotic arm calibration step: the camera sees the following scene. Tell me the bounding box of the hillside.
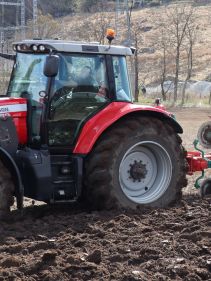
[1,1,211,99]
[59,1,211,91]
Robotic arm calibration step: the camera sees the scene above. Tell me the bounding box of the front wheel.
[0,160,15,218]
[84,117,187,210]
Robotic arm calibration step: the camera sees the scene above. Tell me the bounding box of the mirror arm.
[0,52,15,60]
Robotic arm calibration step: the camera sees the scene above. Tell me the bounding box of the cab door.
[47,53,110,148]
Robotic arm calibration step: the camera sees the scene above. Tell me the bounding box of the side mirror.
[44,55,59,77]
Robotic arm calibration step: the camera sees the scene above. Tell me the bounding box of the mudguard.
[0,115,23,209]
[0,115,19,156]
[73,102,183,154]
[0,147,23,209]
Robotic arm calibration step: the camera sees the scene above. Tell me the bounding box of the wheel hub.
[128,160,147,182]
[119,141,172,204]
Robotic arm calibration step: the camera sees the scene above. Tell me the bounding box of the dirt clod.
[86,249,102,264]
[41,250,57,263]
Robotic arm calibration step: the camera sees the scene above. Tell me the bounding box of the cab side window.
[112,56,131,101]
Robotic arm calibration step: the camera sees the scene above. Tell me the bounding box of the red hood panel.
[0,97,27,115]
[0,97,27,144]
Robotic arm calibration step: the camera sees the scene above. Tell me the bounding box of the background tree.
[26,12,61,39]
[181,20,197,104]
[155,25,173,101]
[66,1,115,43]
[153,4,197,103]
[166,5,195,103]
[130,18,150,102]
[78,0,99,13]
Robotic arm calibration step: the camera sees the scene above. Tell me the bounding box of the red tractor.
[0,37,192,218]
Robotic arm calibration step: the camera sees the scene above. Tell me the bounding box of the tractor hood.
[0,97,27,144]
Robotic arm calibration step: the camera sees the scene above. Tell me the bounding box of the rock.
[94,230,105,238]
[73,239,85,247]
[1,257,22,267]
[84,270,91,277]
[37,234,47,240]
[206,259,211,271]
[175,257,185,264]
[132,270,148,280]
[41,250,57,263]
[48,239,56,243]
[195,268,210,279]
[108,254,127,263]
[86,249,102,264]
[22,248,29,255]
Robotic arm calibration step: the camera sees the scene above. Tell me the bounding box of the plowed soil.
[0,107,211,281]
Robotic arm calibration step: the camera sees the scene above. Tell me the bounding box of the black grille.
[50,155,77,201]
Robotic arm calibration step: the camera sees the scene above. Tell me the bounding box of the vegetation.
[0,0,198,25]
[1,0,211,105]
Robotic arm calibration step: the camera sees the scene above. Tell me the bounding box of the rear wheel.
[0,160,15,218]
[84,116,187,210]
[200,178,211,197]
[197,121,211,148]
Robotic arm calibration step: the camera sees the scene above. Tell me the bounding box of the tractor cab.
[0,39,139,204]
[7,40,133,148]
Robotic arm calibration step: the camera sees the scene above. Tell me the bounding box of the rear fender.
[0,147,23,209]
[73,102,182,154]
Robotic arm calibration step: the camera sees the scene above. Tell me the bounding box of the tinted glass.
[8,53,47,101]
[112,56,132,101]
[48,54,109,146]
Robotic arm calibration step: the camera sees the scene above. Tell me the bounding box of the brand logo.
[0,107,9,112]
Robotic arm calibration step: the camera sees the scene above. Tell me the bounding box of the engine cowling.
[0,97,27,145]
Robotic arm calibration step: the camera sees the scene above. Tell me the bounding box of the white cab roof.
[14,39,134,56]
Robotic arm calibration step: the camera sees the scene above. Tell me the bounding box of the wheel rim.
[119,141,172,204]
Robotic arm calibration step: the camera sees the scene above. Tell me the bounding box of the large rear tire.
[84,116,187,210]
[0,160,15,218]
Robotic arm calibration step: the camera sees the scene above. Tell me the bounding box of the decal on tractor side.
[0,107,9,113]
[0,104,27,113]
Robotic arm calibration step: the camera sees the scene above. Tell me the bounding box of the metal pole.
[115,0,120,37]
[125,0,131,46]
[33,0,38,37]
[1,0,5,82]
[1,0,4,44]
[21,0,25,39]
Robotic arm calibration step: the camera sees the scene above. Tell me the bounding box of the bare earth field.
[0,108,210,281]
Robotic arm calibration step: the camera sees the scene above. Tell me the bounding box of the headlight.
[31,44,38,51]
[17,45,21,51]
[38,45,46,52]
